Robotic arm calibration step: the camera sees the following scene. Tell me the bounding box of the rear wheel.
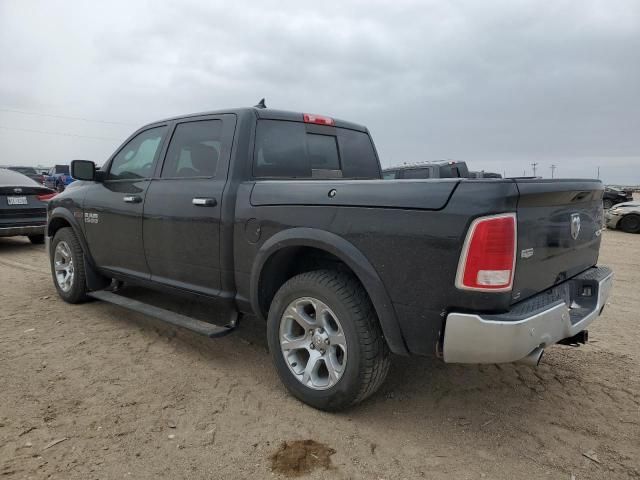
[603,199,614,209]
[28,234,45,244]
[620,214,640,234]
[50,227,88,303]
[267,269,390,411]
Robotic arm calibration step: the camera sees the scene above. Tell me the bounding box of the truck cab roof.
[152,107,368,133]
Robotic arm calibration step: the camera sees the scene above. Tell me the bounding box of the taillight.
[303,113,335,126]
[37,193,57,202]
[455,213,517,292]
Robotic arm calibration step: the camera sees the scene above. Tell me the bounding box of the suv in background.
[469,170,503,179]
[382,160,470,179]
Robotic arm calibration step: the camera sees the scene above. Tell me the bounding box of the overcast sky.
[1,0,639,184]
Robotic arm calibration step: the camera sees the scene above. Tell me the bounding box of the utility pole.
[531,162,538,177]
[550,164,556,178]
[597,166,600,179]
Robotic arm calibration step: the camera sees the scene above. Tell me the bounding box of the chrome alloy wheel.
[54,241,74,292]
[279,297,348,390]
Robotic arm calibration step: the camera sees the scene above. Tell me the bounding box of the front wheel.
[603,199,614,210]
[50,227,88,303]
[267,270,390,411]
[620,214,640,234]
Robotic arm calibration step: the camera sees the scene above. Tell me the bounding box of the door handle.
[192,197,217,207]
[123,195,142,203]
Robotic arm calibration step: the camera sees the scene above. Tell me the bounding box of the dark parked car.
[46,106,613,410]
[1,168,56,243]
[603,186,633,209]
[44,164,73,192]
[5,166,45,185]
[605,202,640,233]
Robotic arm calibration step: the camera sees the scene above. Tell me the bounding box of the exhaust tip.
[517,347,544,367]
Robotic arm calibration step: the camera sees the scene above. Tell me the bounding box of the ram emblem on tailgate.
[570,213,581,240]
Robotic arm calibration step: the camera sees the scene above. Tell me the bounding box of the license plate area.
[7,196,28,205]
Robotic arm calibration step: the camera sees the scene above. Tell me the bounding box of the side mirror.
[70,160,97,181]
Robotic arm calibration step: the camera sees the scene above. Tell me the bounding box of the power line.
[0,125,122,142]
[531,162,538,177]
[0,107,135,126]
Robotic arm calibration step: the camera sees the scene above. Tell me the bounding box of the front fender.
[48,207,92,263]
[48,207,110,291]
[251,227,409,355]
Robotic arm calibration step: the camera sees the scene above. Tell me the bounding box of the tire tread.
[271,269,390,409]
[51,227,88,303]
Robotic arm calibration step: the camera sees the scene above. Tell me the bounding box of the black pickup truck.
[46,105,614,410]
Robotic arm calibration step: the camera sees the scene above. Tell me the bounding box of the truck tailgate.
[512,179,604,303]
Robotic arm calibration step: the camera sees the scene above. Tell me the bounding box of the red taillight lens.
[303,113,335,126]
[455,213,516,291]
[37,193,57,201]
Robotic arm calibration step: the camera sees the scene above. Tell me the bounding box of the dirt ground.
[1,230,639,480]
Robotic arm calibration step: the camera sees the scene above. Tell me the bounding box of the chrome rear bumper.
[443,266,614,364]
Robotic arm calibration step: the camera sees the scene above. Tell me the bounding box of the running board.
[88,290,236,338]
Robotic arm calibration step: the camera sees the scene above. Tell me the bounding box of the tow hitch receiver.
[558,330,589,347]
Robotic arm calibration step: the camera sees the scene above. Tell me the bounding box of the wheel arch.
[47,207,91,257]
[250,228,408,355]
[48,208,110,291]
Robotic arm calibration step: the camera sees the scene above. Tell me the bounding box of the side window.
[109,126,166,180]
[161,120,222,178]
[254,121,308,178]
[403,168,431,179]
[382,170,399,179]
[438,165,459,178]
[336,129,380,179]
[307,134,340,171]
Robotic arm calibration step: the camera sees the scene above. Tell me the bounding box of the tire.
[28,234,45,244]
[267,269,390,411]
[50,227,88,303]
[619,214,640,234]
[603,199,614,210]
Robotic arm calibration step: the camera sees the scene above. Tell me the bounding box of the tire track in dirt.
[0,257,49,276]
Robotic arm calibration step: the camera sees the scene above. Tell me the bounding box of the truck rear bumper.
[443,266,614,364]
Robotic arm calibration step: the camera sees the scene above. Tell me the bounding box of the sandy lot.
[1,230,639,479]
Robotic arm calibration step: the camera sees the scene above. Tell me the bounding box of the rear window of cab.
[253,120,381,179]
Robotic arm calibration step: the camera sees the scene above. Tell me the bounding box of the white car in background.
[605,202,640,234]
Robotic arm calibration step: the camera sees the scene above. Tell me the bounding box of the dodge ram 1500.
[46,105,613,410]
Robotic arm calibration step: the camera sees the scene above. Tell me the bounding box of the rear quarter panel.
[235,179,519,355]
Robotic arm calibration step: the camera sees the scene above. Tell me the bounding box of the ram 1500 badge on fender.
[46,105,613,410]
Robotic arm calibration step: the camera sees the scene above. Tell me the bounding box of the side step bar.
[88,290,236,338]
